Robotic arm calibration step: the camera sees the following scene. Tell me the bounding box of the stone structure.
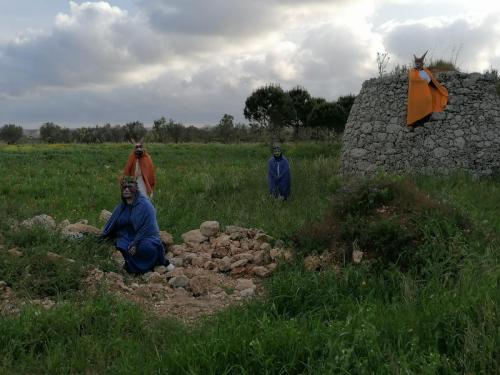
[341,71,500,176]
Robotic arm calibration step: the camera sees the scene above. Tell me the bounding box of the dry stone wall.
[341,71,500,176]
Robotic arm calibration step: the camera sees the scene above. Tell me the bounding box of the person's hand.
[128,246,136,255]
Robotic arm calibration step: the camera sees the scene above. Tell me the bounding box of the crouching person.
[100,176,173,274]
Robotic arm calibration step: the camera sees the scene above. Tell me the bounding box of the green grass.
[0,143,498,374]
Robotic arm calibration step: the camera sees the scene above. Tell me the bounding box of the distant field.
[0,143,498,374]
[0,143,341,240]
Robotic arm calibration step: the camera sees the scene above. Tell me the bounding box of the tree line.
[0,85,355,144]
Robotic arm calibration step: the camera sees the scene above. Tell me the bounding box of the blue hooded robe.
[268,155,291,199]
[101,192,166,274]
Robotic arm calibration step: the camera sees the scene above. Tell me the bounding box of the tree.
[376,51,390,78]
[307,101,347,135]
[215,114,235,143]
[287,86,313,140]
[123,121,147,143]
[244,84,296,142]
[40,122,63,143]
[153,117,169,143]
[0,124,23,144]
[336,94,356,120]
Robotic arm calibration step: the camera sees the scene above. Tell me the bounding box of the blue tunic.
[268,155,291,199]
[101,193,166,274]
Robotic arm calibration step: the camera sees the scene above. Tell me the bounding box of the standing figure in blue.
[101,176,174,274]
[268,143,291,200]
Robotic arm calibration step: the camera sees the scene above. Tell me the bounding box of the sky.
[1,0,499,128]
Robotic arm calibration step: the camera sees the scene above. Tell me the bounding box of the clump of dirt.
[295,178,470,271]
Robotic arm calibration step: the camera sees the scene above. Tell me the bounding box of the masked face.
[121,183,137,200]
[413,51,427,71]
[134,143,144,157]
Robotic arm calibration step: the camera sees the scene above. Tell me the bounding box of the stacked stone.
[341,71,500,177]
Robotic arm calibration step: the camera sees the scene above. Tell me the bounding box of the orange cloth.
[406,67,448,126]
[123,152,156,195]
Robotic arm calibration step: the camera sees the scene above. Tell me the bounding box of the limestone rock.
[160,231,174,246]
[352,250,364,264]
[239,288,255,298]
[189,275,211,296]
[8,248,23,257]
[21,214,56,230]
[168,275,189,288]
[99,209,112,223]
[181,229,208,244]
[200,221,220,237]
[236,278,255,291]
[252,266,270,278]
[304,255,321,271]
[230,259,248,269]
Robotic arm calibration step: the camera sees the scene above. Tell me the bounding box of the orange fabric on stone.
[406,67,448,126]
[123,151,156,195]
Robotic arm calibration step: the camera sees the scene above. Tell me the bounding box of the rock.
[231,252,254,262]
[304,255,321,271]
[204,260,217,270]
[269,248,284,261]
[235,278,255,291]
[267,263,277,272]
[230,259,248,269]
[171,245,187,256]
[352,250,364,264]
[145,272,165,284]
[254,233,273,245]
[200,221,220,237]
[191,256,206,268]
[99,209,112,223]
[240,288,255,298]
[8,248,23,257]
[168,275,189,288]
[189,275,211,296]
[166,268,185,279]
[225,225,246,235]
[283,250,294,262]
[58,219,71,230]
[212,246,230,258]
[0,281,8,288]
[63,223,101,235]
[174,287,189,296]
[252,266,270,278]
[155,265,167,274]
[170,257,185,267]
[159,231,174,246]
[216,257,232,272]
[181,229,207,244]
[21,214,56,230]
[260,242,272,252]
[229,232,242,240]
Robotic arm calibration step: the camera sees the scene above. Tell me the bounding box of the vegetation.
[0,143,498,373]
[0,124,23,144]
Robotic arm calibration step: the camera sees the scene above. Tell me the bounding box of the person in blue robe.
[268,144,291,200]
[101,176,172,274]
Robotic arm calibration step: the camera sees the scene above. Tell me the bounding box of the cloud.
[381,14,500,72]
[0,1,169,95]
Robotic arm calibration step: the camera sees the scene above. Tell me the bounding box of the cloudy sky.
[1,0,499,128]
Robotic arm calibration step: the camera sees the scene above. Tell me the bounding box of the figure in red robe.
[123,143,156,199]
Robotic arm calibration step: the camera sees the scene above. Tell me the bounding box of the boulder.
[8,248,23,257]
[304,255,321,271]
[200,221,220,237]
[216,257,232,272]
[235,278,255,291]
[352,250,364,264]
[189,275,211,296]
[21,214,56,230]
[160,231,175,246]
[230,259,248,269]
[181,229,207,244]
[252,266,270,278]
[168,275,189,288]
[239,288,255,298]
[99,209,112,223]
[63,223,101,235]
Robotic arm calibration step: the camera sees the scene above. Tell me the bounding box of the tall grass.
[0,143,498,373]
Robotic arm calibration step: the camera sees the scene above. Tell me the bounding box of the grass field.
[0,143,498,374]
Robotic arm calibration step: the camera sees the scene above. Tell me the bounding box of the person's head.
[272,143,282,158]
[413,50,428,70]
[120,176,137,200]
[134,143,144,158]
